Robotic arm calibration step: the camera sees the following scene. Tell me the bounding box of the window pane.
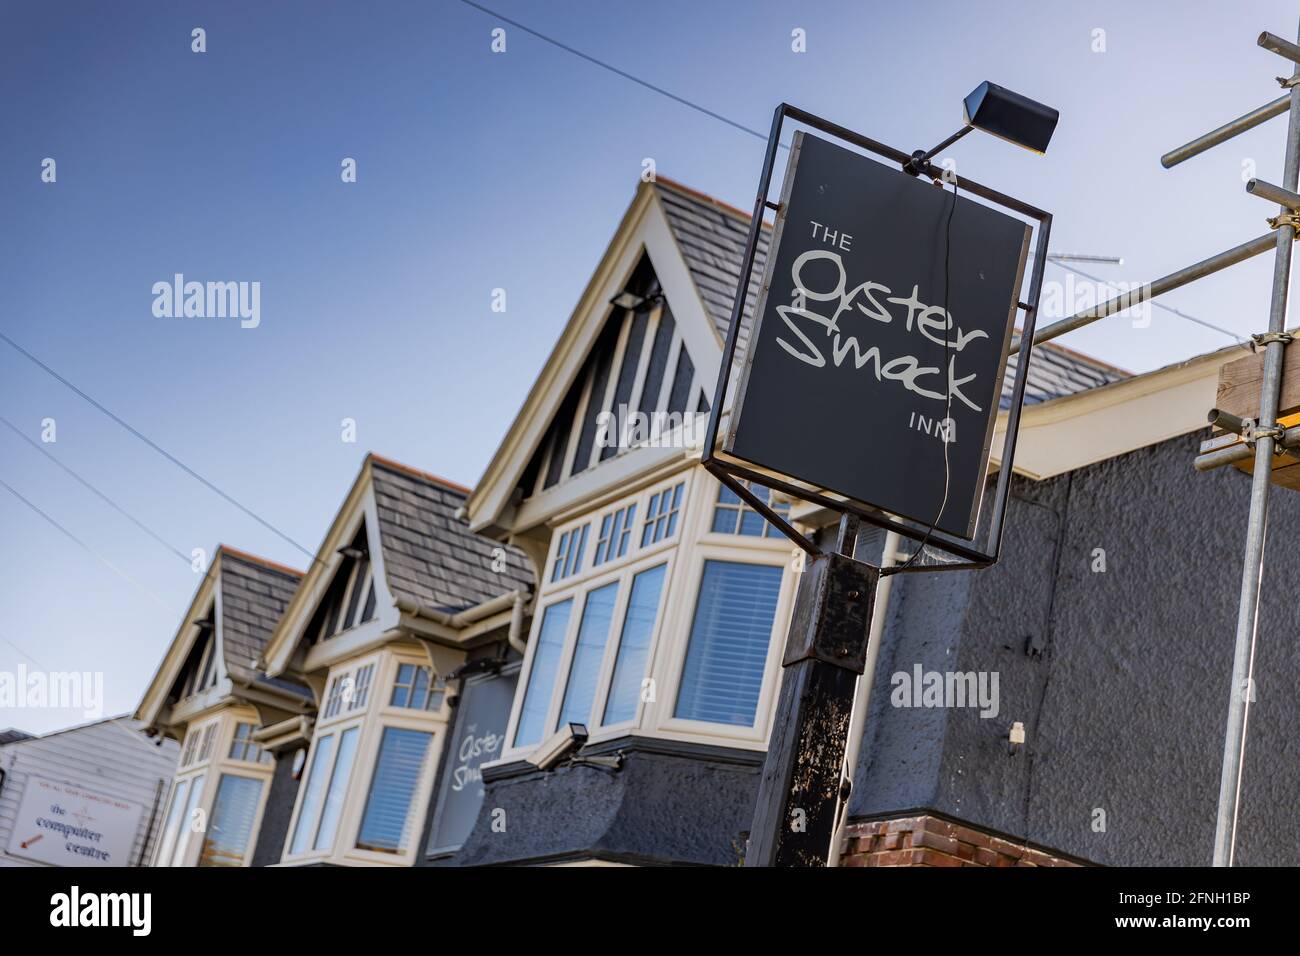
[171,773,205,866]
[558,582,619,727]
[514,599,573,747]
[411,666,430,707]
[711,506,738,534]
[739,509,766,536]
[314,726,359,851]
[200,775,263,867]
[343,558,369,629]
[356,727,432,854]
[550,530,569,582]
[616,505,636,557]
[675,561,783,726]
[154,778,190,866]
[572,524,589,575]
[603,564,666,725]
[289,734,335,855]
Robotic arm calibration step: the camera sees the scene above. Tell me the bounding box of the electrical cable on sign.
[895,176,958,572]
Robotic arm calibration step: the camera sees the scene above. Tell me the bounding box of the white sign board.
[6,775,142,866]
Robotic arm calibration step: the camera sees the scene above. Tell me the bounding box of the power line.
[458,1,1258,359]
[457,0,777,144]
[0,415,191,565]
[0,475,168,607]
[0,329,316,560]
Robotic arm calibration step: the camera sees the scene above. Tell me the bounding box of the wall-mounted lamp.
[528,722,589,771]
[963,81,1059,154]
[446,657,505,681]
[609,290,665,311]
[904,81,1059,177]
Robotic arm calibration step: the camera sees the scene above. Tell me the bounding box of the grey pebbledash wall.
[849,428,1300,866]
[251,747,304,867]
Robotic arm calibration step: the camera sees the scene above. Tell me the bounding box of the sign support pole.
[705,103,1054,867]
[745,514,879,867]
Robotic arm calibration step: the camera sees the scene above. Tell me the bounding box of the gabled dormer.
[262,453,534,688]
[466,178,769,556]
[134,546,310,867]
[259,453,533,867]
[136,546,310,740]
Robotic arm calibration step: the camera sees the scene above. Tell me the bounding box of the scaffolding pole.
[1211,31,1300,866]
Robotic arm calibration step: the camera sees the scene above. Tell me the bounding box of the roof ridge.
[218,545,303,579]
[367,453,472,496]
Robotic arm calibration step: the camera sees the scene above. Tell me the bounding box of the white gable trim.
[261,460,400,678]
[467,183,722,539]
[133,565,220,732]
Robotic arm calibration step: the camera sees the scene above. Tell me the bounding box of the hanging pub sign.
[723,131,1031,539]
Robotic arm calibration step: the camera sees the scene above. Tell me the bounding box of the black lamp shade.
[963,81,1059,154]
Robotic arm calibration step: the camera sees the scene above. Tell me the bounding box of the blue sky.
[2,0,1296,733]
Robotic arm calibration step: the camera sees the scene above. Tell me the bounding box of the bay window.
[283,648,449,865]
[502,469,796,763]
[154,709,276,867]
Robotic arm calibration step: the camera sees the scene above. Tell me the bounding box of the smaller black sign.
[426,668,516,856]
[726,132,1029,538]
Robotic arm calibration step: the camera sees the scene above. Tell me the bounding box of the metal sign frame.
[700,103,1053,572]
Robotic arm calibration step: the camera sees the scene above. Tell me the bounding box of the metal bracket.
[780,552,878,673]
[1241,417,1287,446]
[1250,330,1295,351]
[1279,75,1300,89]
[1266,212,1300,230]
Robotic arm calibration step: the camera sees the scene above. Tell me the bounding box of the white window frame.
[648,544,794,747]
[502,474,688,762]
[199,768,270,868]
[154,707,274,867]
[498,467,799,765]
[281,646,447,867]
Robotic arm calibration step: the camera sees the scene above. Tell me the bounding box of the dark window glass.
[665,346,695,415]
[600,310,649,461]
[639,309,676,414]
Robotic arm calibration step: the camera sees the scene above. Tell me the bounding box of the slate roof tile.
[369,459,533,617]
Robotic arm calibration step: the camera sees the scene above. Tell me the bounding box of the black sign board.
[425,667,517,856]
[725,132,1030,539]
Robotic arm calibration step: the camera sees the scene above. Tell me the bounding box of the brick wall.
[839,815,1084,867]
